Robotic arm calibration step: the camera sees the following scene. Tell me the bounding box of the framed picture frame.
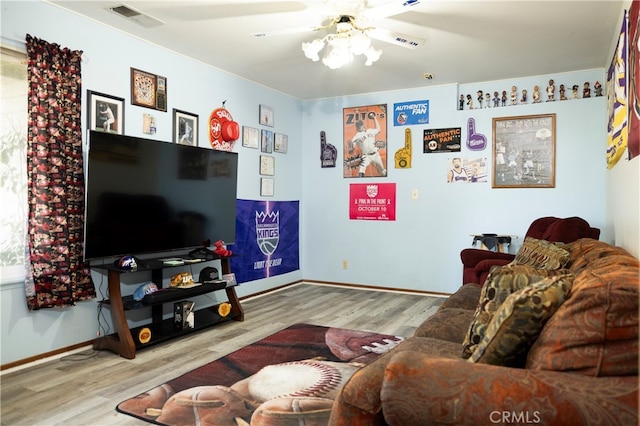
[261,129,274,153]
[173,109,199,146]
[242,126,260,149]
[343,104,388,178]
[87,90,125,135]
[131,68,167,111]
[274,133,288,153]
[260,177,274,197]
[259,104,274,127]
[492,113,556,188]
[155,75,167,112]
[259,155,275,176]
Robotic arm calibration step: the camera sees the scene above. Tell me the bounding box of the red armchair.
[460,216,600,286]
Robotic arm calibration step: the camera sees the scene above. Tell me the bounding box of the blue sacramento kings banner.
[230,199,300,283]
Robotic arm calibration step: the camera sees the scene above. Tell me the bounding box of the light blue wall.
[1,0,304,365]
[301,72,607,293]
[0,0,628,366]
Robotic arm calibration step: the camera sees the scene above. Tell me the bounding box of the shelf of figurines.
[457,78,604,111]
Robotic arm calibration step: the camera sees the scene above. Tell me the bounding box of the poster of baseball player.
[343,104,388,178]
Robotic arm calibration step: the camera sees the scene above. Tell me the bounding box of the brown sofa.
[329,238,639,426]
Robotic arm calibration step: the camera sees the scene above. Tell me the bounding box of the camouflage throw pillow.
[468,274,574,367]
[512,237,571,270]
[461,264,571,359]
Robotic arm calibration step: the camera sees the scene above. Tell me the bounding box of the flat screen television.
[84,130,238,260]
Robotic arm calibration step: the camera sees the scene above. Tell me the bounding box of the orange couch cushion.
[526,250,639,376]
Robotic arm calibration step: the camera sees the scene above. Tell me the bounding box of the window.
[0,46,27,284]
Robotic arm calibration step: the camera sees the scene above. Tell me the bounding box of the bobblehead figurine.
[559,84,567,100]
[533,85,541,103]
[546,79,555,101]
[510,86,518,105]
[594,81,603,97]
[583,82,591,98]
[572,84,580,99]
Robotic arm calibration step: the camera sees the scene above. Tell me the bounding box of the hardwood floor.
[0,283,445,425]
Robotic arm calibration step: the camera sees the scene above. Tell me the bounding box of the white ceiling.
[48,0,625,100]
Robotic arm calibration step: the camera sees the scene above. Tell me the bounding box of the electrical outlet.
[342,260,348,269]
[412,189,419,199]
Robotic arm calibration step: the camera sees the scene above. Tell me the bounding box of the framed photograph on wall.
[274,133,288,153]
[261,129,274,153]
[492,113,556,188]
[173,109,199,146]
[259,104,274,127]
[259,155,275,176]
[87,90,125,135]
[242,126,260,149]
[260,178,274,197]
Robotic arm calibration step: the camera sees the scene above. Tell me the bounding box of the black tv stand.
[189,247,217,260]
[92,255,243,359]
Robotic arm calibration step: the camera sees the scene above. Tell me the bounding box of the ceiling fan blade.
[250,26,317,37]
[362,0,421,21]
[368,27,424,49]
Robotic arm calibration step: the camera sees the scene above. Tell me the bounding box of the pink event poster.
[349,183,396,221]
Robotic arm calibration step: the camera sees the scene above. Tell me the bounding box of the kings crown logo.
[255,211,279,256]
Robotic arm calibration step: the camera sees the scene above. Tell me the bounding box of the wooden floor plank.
[0,283,444,425]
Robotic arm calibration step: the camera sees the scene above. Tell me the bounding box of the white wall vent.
[108,4,164,28]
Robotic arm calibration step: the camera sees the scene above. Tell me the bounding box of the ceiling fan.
[251,0,426,68]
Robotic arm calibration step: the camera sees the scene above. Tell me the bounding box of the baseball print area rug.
[116,323,403,426]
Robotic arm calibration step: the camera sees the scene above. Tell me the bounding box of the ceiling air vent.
[108,4,164,28]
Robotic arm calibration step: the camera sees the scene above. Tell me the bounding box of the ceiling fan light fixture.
[301,15,381,69]
[364,46,382,66]
[336,21,353,33]
[302,39,325,61]
[322,40,353,69]
[349,31,371,55]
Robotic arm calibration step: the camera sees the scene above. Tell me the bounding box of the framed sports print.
[259,104,274,127]
[155,75,167,112]
[259,155,275,176]
[343,104,388,178]
[87,90,124,134]
[242,126,260,149]
[261,129,274,153]
[131,68,167,111]
[492,113,556,188]
[274,133,288,153]
[173,109,198,146]
[260,178,274,197]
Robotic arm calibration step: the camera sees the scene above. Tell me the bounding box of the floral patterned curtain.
[25,34,95,310]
